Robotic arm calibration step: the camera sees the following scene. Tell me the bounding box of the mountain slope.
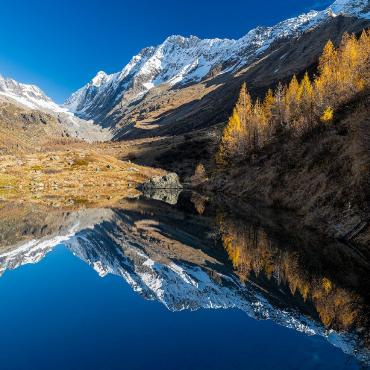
[0,100,70,154]
[64,0,370,140]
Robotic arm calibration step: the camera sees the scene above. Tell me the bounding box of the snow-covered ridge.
[0,235,74,277]
[64,0,370,120]
[0,208,115,276]
[0,75,113,141]
[331,0,370,18]
[0,75,65,112]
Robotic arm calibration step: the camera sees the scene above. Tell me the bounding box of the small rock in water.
[139,173,183,205]
[140,172,182,190]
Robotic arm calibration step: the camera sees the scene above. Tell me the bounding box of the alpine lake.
[0,190,369,370]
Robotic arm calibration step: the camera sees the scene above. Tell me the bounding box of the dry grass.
[0,147,164,207]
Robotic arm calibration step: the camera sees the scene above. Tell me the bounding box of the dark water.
[0,193,369,370]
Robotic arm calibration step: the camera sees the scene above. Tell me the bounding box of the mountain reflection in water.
[0,192,369,368]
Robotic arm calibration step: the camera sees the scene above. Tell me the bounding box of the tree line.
[216,30,370,166]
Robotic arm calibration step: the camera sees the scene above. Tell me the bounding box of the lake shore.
[0,146,164,207]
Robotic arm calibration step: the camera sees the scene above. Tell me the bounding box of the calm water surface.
[0,193,368,370]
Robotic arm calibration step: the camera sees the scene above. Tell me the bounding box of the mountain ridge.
[0,75,112,142]
[63,0,370,125]
[1,0,368,143]
[0,75,63,112]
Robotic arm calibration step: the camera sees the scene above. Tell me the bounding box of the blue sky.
[0,0,332,103]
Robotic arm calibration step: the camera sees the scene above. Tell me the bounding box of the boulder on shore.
[139,173,183,191]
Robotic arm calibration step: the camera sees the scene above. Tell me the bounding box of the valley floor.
[1,95,369,250]
[0,146,163,207]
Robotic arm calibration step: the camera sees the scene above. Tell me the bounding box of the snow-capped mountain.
[0,75,112,141]
[0,75,65,112]
[64,0,370,122]
[331,0,370,16]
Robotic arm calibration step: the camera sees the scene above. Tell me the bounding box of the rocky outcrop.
[140,173,182,191]
[139,173,183,204]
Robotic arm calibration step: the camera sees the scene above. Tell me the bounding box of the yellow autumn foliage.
[320,106,334,122]
[217,30,370,166]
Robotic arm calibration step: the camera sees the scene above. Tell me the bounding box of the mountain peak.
[0,74,60,111]
[164,34,186,43]
[91,71,108,87]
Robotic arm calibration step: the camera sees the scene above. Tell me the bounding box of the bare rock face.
[140,173,183,191]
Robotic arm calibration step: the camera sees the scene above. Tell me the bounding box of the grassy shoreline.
[0,147,164,207]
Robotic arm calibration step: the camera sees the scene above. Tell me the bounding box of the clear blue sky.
[0,0,332,103]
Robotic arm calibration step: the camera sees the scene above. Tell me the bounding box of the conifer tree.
[273,82,286,129]
[319,40,337,74]
[300,72,314,128]
[251,98,264,149]
[216,108,242,166]
[236,83,253,155]
[285,75,300,127]
[263,89,274,121]
[358,30,370,86]
[216,83,253,166]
